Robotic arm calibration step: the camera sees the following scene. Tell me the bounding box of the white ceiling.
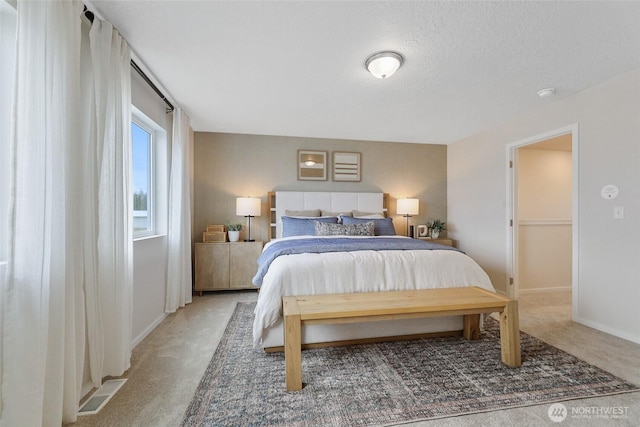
[89,0,640,145]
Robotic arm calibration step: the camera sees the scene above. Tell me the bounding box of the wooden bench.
[282,286,520,391]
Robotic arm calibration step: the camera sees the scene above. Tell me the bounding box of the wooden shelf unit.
[194,241,262,294]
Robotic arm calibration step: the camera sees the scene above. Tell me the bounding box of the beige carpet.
[70,290,640,426]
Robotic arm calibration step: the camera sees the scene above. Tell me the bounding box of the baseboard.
[131,312,168,349]
[573,314,640,344]
[518,286,572,294]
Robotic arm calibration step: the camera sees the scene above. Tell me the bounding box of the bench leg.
[284,313,302,391]
[463,314,481,340]
[499,300,521,367]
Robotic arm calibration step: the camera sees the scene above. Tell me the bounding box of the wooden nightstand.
[194,241,262,295]
[418,237,454,247]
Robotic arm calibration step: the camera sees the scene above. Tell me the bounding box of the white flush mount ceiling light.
[365,51,404,79]
[537,87,556,98]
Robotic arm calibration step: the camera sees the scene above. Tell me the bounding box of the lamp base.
[243,239,255,242]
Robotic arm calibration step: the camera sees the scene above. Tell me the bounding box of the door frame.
[505,124,579,305]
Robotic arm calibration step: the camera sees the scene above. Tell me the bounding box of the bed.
[252,191,495,350]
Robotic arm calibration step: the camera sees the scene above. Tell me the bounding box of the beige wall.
[193,133,447,243]
[448,69,640,343]
[517,148,572,291]
[518,149,572,220]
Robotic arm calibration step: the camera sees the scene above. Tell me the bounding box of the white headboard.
[270,191,386,239]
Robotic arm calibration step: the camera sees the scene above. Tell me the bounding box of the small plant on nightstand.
[429,219,446,238]
[226,222,242,242]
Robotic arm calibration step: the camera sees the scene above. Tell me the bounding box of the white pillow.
[352,210,385,219]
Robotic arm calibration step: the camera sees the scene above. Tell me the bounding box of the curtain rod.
[83,6,175,113]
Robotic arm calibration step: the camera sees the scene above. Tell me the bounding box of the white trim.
[132,233,166,243]
[518,219,572,226]
[573,314,640,344]
[505,144,517,298]
[506,124,579,303]
[131,312,167,349]
[518,286,572,294]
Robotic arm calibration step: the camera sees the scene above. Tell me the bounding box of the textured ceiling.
[89,0,640,145]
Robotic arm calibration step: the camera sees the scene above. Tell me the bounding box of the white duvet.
[252,236,495,347]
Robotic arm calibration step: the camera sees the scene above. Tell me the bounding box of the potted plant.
[226,222,242,242]
[429,219,446,239]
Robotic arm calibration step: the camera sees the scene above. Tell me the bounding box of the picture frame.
[332,151,361,182]
[297,150,328,181]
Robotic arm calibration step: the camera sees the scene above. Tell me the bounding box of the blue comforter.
[251,237,460,287]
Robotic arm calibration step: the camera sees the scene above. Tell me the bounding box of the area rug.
[182,302,637,426]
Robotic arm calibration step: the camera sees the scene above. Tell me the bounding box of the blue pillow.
[341,216,396,236]
[281,216,338,237]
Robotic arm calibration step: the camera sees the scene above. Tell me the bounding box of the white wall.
[518,149,572,291]
[130,70,172,346]
[448,69,640,343]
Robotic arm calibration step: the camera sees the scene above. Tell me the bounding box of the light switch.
[613,206,624,219]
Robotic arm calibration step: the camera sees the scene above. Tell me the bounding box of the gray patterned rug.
[182,302,637,426]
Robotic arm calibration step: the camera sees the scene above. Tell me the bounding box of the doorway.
[506,125,578,315]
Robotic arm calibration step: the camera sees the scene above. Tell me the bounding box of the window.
[131,107,167,239]
[132,120,153,236]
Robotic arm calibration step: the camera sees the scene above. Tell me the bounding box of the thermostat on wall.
[600,185,619,200]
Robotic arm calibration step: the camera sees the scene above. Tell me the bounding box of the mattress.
[252,236,495,348]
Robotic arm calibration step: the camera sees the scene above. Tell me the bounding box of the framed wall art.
[332,151,361,181]
[297,150,328,181]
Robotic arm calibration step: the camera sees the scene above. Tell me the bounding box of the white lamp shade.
[236,197,261,216]
[365,51,404,79]
[397,198,419,216]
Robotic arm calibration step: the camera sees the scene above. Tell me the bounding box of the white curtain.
[1,1,133,425]
[165,107,193,312]
[86,17,133,381]
[2,2,84,424]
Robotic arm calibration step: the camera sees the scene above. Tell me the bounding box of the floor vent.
[78,379,127,415]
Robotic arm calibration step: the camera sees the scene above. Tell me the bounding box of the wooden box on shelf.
[194,241,263,294]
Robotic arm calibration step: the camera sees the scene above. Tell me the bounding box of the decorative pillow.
[341,216,396,236]
[352,210,385,219]
[285,209,321,217]
[315,221,375,236]
[281,216,337,237]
